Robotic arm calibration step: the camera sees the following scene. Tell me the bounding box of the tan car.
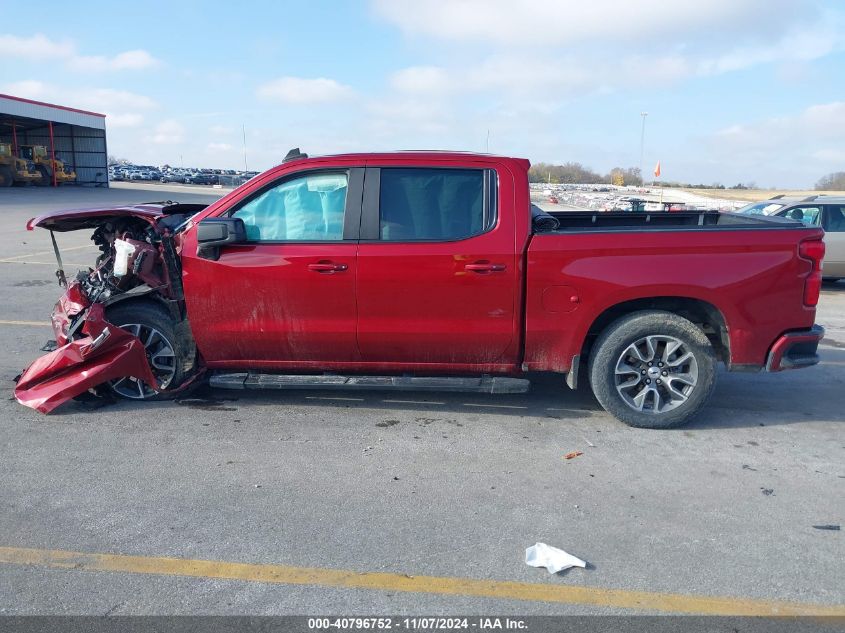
[769,200,844,280]
[738,196,845,281]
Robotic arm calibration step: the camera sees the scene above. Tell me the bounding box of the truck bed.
[524,213,822,374]
[541,210,801,232]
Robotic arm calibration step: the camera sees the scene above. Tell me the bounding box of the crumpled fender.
[14,304,159,414]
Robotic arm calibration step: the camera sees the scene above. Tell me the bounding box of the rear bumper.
[765,325,825,372]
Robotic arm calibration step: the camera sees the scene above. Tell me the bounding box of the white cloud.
[373,0,841,99]
[812,148,845,162]
[713,102,845,148]
[256,77,352,104]
[207,142,233,152]
[66,49,160,72]
[3,79,49,99]
[1,81,158,128]
[84,88,158,112]
[372,0,804,46]
[0,33,74,59]
[107,113,145,128]
[0,32,159,72]
[148,120,185,145]
[390,66,454,94]
[703,101,845,185]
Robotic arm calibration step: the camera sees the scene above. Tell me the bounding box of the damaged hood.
[27,202,208,232]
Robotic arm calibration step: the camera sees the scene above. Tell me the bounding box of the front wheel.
[105,302,191,400]
[33,165,50,186]
[588,310,717,429]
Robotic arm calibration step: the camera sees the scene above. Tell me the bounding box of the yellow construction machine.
[18,145,77,185]
[0,142,41,187]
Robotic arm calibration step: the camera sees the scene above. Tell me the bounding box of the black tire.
[33,165,50,187]
[588,310,717,429]
[105,301,193,400]
[0,166,13,187]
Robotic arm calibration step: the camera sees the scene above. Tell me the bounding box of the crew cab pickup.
[15,150,826,428]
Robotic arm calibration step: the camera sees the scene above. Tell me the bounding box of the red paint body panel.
[182,241,359,362]
[181,156,369,364]
[27,205,166,231]
[14,304,158,413]
[355,157,522,365]
[523,227,820,371]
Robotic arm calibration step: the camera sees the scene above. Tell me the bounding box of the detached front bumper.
[14,304,159,414]
[766,325,825,372]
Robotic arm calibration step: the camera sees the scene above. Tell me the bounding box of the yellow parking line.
[0,320,50,327]
[0,546,842,615]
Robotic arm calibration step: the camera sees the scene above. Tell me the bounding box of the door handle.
[465,261,506,273]
[308,261,348,273]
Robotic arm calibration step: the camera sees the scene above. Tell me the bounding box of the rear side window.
[232,172,348,241]
[378,168,495,241]
[823,206,845,232]
[778,206,821,226]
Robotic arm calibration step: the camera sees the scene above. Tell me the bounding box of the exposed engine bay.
[15,202,205,413]
[58,215,188,345]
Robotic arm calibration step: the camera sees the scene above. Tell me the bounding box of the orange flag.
[653,161,661,178]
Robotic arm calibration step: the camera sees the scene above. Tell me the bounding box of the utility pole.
[639,112,648,188]
[242,124,248,172]
[485,129,490,153]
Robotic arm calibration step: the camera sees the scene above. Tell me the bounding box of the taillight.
[799,238,825,307]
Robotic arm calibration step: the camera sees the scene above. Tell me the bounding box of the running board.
[209,373,530,394]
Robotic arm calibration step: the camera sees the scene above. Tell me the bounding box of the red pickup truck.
[15,150,825,428]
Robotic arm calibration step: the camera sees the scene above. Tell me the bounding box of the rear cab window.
[377,168,497,241]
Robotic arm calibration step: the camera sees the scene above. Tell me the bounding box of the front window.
[778,206,822,226]
[232,172,348,241]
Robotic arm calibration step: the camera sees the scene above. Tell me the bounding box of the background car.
[740,195,845,280]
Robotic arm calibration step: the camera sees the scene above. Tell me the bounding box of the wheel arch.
[579,296,730,365]
[104,295,197,368]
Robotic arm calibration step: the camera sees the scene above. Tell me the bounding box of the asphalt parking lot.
[0,185,842,616]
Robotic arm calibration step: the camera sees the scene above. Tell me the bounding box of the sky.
[2,0,844,188]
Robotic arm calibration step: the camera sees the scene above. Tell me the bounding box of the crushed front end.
[15,203,204,413]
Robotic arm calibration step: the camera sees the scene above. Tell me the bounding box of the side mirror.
[196,217,246,260]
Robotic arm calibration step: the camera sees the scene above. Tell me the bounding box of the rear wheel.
[105,302,191,400]
[588,310,717,429]
[0,166,13,187]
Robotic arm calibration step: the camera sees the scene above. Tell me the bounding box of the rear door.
[181,167,364,365]
[355,162,519,367]
[822,204,845,277]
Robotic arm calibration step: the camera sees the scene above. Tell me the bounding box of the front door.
[355,164,519,367]
[182,168,363,365]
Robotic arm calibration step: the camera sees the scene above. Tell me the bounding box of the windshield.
[736,201,785,215]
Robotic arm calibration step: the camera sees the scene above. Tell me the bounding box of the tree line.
[528,162,644,186]
[816,172,845,191]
